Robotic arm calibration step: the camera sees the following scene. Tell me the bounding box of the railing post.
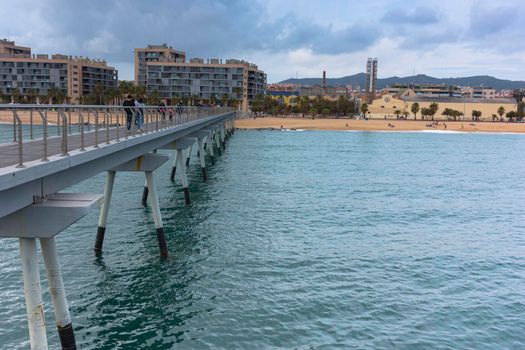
[104,109,110,144]
[58,109,68,156]
[29,109,34,140]
[37,110,49,161]
[78,111,85,151]
[12,110,24,168]
[94,109,99,148]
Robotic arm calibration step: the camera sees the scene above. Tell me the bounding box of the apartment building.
[135,45,266,111]
[0,39,118,103]
[134,44,186,87]
[461,86,496,99]
[382,83,462,98]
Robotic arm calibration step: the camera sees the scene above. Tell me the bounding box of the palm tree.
[119,81,135,96]
[394,109,401,119]
[12,88,21,103]
[471,110,482,121]
[429,102,439,120]
[135,85,147,100]
[402,110,409,119]
[411,102,420,120]
[232,87,242,100]
[361,102,368,117]
[221,93,228,107]
[497,106,505,121]
[26,88,38,104]
[506,111,517,122]
[46,86,61,104]
[148,89,161,105]
[90,83,106,105]
[300,96,309,114]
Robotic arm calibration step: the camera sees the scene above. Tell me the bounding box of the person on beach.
[123,94,135,131]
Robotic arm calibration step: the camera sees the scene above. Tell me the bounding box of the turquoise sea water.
[1,130,525,349]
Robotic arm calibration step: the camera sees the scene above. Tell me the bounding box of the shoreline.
[235,117,525,134]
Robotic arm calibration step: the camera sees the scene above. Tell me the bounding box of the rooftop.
[399,95,516,104]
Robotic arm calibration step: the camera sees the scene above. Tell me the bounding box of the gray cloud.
[1,0,525,81]
[382,6,440,25]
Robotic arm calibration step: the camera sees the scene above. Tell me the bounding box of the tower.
[365,58,378,102]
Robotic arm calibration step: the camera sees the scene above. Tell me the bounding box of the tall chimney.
[322,71,326,91]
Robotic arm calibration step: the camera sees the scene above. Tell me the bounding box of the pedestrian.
[159,99,166,121]
[123,94,135,131]
[135,98,145,131]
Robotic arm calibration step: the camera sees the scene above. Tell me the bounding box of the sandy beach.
[235,117,525,133]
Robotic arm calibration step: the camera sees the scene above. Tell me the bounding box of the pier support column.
[185,144,193,166]
[197,138,207,182]
[176,149,191,205]
[207,135,215,165]
[19,238,47,350]
[145,171,168,258]
[220,125,226,149]
[95,170,115,253]
[141,178,148,206]
[170,150,180,182]
[40,237,76,350]
[215,131,222,156]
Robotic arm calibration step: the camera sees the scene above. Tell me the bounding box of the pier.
[0,104,236,349]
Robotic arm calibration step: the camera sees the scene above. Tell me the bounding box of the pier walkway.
[0,104,237,349]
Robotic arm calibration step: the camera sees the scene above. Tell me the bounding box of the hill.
[279,74,525,90]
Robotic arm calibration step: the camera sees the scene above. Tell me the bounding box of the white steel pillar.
[176,149,191,205]
[185,144,193,167]
[215,131,222,156]
[19,238,48,350]
[170,149,180,182]
[220,124,226,149]
[197,138,207,182]
[40,237,76,349]
[141,178,149,206]
[207,134,215,165]
[95,170,116,253]
[144,171,168,258]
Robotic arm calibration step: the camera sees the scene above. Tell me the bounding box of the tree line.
[399,102,524,122]
[251,94,356,117]
[0,81,243,106]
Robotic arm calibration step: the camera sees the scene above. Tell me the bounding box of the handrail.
[0,105,236,169]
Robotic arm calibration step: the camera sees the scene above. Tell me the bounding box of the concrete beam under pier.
[0,193,102,238]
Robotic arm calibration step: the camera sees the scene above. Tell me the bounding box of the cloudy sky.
[1,0,524,82]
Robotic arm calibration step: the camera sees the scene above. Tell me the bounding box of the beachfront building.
[382,83,461,98]
[134,44,186,87]
[368,92,516,120]
[135,44,266,111]
[0,39,118,103]
[461,86,496,99]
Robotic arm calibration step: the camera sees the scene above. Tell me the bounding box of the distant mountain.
[279,74,525,90]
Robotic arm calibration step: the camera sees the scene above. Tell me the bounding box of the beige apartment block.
[134,44,266,111]
[134,44,186,87]
[0,39,117,103]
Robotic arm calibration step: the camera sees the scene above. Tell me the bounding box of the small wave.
[282,128,307,132]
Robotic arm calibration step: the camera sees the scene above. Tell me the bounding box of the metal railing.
[0,104,234,168]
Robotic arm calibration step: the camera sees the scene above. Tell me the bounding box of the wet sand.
[235,117,525,133]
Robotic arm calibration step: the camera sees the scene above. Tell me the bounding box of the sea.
[1,129,524,349]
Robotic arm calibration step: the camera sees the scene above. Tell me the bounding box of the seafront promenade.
[236,116,525,133]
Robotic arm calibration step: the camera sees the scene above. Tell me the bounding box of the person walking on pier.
[123,94,135,131]
[135,98,145,131]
